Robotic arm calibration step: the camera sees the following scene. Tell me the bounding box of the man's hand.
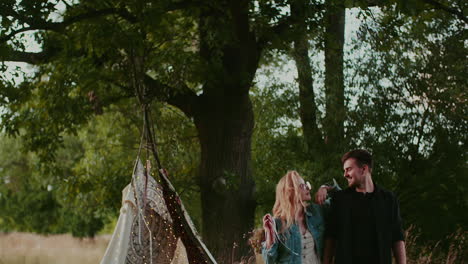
[393,240,407,264]
[263,214,276,249]
[323,238,336,264]
[315,186,329,205]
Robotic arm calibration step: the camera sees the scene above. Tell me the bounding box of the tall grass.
[404,226,467,264]
[0,232,110,264]
[245,227,467,264]
[0,228,465,264]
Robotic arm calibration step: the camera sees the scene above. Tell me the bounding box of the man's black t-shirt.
[326,184,405,264]
[350,190,379,263]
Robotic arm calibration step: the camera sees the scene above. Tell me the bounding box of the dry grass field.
[0,232,110,264]
[0,229,465,264]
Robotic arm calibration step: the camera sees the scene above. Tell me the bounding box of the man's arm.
[315,179,341,205]
[391,192,406,264]
[315,186,331,205]
[393,240,406,264]
[323,184,340,263]
[323,238,336,264]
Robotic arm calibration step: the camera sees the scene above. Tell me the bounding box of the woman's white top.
[301,229,321,264]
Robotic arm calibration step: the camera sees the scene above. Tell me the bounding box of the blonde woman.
[262,171,329,264]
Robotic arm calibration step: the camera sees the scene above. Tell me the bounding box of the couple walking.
[262,149,407,264]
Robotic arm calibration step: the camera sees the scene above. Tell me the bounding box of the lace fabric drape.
[100,160,189,264]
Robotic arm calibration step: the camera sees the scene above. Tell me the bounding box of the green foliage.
[344,4,467,240]
[0,134,63,234]
[250,70,333,225]
[0,98,204,236]
[250,2,467,242]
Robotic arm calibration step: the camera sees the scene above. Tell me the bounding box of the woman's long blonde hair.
[272,170,308,232]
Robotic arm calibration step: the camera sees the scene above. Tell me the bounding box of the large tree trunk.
[324,0,346,157]
[291,0,324,158]
[196,2,261,261]
[194,93,256,262]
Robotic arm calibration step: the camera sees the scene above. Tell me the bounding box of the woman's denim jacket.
[261,203,326,264]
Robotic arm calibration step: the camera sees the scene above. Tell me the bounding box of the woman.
[262,171,326,264]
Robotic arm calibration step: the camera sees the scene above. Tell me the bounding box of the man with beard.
[322,149,406,264]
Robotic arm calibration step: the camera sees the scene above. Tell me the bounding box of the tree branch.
[423,0,467,23]
[345,0,388,8]
[0,48,56,64]
[0,8,138,43]
[1,0,204,44]
[258,2,325,48]
[166,0,202,11]
[270,15,297,42]
[144,75,199,118]
[348,0,467,23]
[60,0,73,9]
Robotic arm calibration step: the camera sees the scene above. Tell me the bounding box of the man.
[319,149,406,264]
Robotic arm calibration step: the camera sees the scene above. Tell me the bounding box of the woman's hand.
[263,214,276,249]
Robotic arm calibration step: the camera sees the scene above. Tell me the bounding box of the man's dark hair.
[341,149,373,173]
